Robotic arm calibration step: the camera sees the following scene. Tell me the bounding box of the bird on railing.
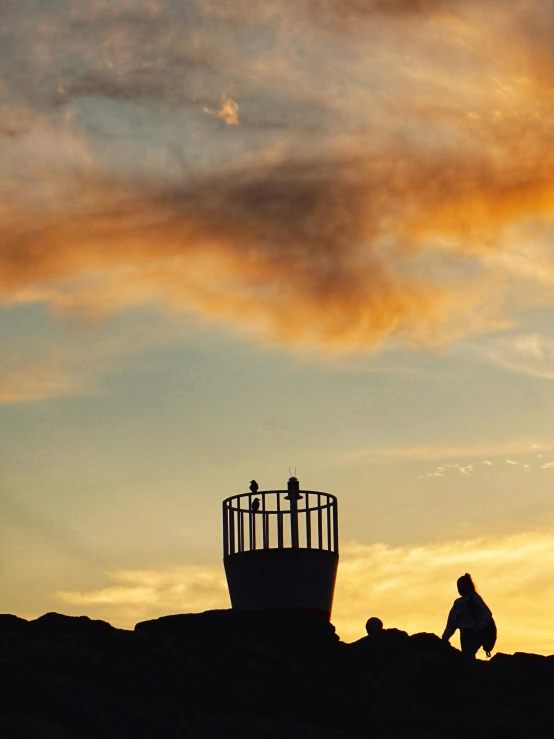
[251,497,260,513]
[249,480,259,493]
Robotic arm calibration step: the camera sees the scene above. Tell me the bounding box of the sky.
[3,0,554,653]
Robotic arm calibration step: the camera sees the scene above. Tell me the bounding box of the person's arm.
[442,603,458,641]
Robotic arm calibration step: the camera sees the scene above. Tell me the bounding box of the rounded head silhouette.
[365,617,384,635]
[457,573,476,597]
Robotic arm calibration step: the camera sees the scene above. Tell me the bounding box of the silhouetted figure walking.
[249,480,259,493]
[251,497,260,513]
[442,573,496,660]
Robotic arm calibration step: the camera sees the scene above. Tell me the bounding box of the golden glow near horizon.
[55,531,554,654]
[4,0,554,657]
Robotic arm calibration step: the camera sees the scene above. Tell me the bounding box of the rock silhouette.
[1,610,554,737]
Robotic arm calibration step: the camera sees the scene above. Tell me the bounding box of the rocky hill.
[1,610,553,738]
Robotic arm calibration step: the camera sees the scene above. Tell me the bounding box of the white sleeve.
[442,602,459,640]
[473,594,492,629]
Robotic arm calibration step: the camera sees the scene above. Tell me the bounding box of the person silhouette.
[365,617,384,636]
[442,573,495,660]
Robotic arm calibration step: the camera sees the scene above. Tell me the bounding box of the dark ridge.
[0,614,28,633]
[28,612,118,636]
[1,609,554,738]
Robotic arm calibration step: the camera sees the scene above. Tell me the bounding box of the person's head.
[365,617,384,636]
[457,573,476,597]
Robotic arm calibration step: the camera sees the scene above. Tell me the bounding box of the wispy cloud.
[418,463,473,479]
[0,311,196,403]
[324,438,554,466]
[419,456,543,479]
[203,95,240,125]
[58,530,554,655]
[470,333,554,380]
[58,565,230,625]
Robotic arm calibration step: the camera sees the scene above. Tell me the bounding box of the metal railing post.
[317,493,323,549]
[248,494,254,550]
[229,502,235,554]
[333,499,339,554]
[223,503,229,556]
[277,492,283,548]
[262,493,268,549]
[287,478,300,549]
[305,492,311,548]
[239,508,244,552]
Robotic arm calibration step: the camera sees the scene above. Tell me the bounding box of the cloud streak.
[58,565,230,626]
[418,462,473,479]
[324,438,554,466]
[472,334,554,380]
[0,310,196,403]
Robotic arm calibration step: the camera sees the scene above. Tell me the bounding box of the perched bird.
[249,480,259,493]
[251,497,260,513]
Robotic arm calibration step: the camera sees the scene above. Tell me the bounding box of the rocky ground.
[1,610,553,738]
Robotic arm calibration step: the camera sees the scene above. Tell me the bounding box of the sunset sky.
[4,0,554,654]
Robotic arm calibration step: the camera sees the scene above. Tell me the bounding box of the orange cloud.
[0,149,525,350]
[3,1,554,353]
[303,0,457,24]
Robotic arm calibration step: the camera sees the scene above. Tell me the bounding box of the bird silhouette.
[249,480,259,493]
[251,498,260,513]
